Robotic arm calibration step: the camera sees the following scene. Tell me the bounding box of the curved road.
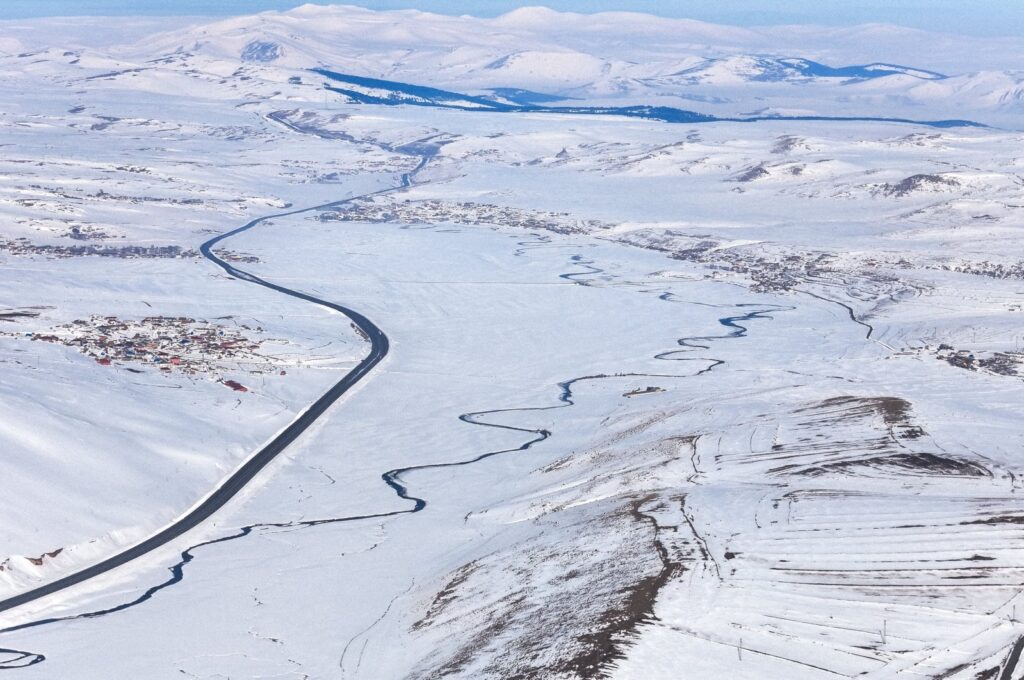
[0,155,429,618]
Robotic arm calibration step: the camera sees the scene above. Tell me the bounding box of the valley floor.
[0,48,1023,679]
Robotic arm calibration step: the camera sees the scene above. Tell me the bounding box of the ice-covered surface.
[1,5,1023,679]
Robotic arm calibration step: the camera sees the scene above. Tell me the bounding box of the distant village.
[3,315,286,392]
[938,259,1024,281]
[0,237,197,259]
[611,230,842,294]
[0,236,258,262]
[318,198,857,294]
[934,343,1024,378]
[316,197,610,235]
[895,343,1024,380]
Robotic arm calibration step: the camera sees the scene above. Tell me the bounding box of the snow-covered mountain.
[3,5,1013,125]
[659,56,947,85]
[52,4,1014,127]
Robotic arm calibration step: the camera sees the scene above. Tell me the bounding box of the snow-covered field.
[1,5,1023,679]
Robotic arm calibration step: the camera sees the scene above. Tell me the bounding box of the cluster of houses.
[318,197,857,295]
[656,236,840,293]
[13,315,282,390]
[0,237,197,259]
[0,237,260,263]
[212,248,260,263]
[935,343,1023,377]
[937,344,978,370]
[317,197,608,235]
[939,260,1024,281]
[66,225,111,240]
[90,188,204,206]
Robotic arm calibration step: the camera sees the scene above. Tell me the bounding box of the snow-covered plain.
[1,5,1023,679]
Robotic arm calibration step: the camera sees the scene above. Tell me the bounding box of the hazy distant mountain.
[5,4,1020,126]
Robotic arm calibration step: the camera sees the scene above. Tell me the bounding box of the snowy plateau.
[0,4,1024,679]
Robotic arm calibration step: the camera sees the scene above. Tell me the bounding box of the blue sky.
[2,1,1021,37]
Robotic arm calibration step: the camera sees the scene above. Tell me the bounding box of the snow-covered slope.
[2,6,1024,679]
[40,4,1010,126]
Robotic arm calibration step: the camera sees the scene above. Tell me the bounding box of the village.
[610,228,847,294]
[934,343,1024,378]
[3,315,288,392]
[315,195,1024,305]
[937,258,1024,281]
[314,196,885,295]
[315,197,610,235]
[0,235,259,262]
[0,236,198,259]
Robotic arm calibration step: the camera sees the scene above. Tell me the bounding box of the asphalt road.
[0,158,427,617]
